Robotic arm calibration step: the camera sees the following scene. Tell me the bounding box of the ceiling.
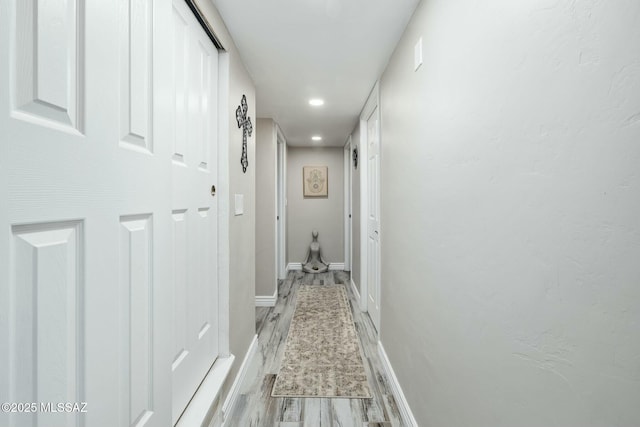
[211,0,420,147]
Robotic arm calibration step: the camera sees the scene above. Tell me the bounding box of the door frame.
[343,136,353,272]
[276,125,287,280]
[216,53,230,358]
[359,82,380,327]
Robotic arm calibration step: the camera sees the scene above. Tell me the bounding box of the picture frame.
[303,166,328,197]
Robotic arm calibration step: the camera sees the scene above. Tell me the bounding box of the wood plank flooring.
[224,271,403,427]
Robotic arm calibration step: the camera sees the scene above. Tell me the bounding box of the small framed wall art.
[303,166,328,197]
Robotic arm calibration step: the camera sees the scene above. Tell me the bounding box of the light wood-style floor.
[225,270,403,426]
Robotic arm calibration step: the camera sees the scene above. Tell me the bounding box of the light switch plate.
[414,37,423,71]
[234,194,244,216]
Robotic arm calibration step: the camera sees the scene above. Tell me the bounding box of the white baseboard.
[176,355,235,427]
[378,341,418,427]
[287,262,345,272]
[350,277,360,300]
[221,335,258,423]
[255,289,277,307]
[286,262,302,271]
[329,262,345,271]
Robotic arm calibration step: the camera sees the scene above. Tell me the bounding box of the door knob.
[211,185,216,197]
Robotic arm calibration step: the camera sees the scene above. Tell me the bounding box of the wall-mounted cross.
[236,94,252,173]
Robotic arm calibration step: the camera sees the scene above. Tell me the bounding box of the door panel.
[119,0,154,153]
[119,214,154,427]
[13,0,83,131]
[10,221,83,427]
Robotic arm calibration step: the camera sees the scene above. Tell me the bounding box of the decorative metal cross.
[236,94,252,173]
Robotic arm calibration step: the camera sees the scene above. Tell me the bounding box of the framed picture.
[303,166,328,197]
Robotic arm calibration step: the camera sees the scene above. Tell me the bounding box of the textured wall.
[287,147,344,264]
[378,1,640,426]
[226,57,255,413]
[255,118,277,297]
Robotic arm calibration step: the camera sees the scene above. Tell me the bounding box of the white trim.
[378,342,418,427]
[359,109,367,313]
[359,82,380,315]
[255,289,277,307]
[361,81,380,123]
[348,136,353,273]
[366,83,382,332]
[175,355,235,427]
[283,142,288,276]
[221,335,258,423]
[350,277,360,301]
[276,126,287,280]
[329,263,345,271]
[288,262,344,272]
[217,51,231,356]
[343,136,352,272]
[286,262,302,271]
[272,122,279,292]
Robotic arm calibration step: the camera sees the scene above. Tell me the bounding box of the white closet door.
[367,105,381,332]
[170,0,219,423]
[0,1,174,426]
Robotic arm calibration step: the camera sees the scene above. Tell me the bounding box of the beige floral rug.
[271,284,372,398]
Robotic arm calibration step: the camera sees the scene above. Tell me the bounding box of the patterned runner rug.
[272,284,372,398]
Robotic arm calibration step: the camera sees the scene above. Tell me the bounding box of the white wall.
[255,118,277,297]
[378,1,640,426]
[287,147,344,264]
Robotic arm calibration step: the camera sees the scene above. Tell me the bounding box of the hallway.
[2,0,640,425]
[226,271,400,426]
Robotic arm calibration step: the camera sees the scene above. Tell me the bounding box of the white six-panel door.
[170,0,219,423]
[0,1,219,426]
[367,105,381,332]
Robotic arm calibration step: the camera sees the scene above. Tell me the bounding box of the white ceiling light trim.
[309,98,325,106]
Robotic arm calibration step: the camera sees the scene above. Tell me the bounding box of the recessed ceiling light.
[311,136,322,141]
[309,98,324,106]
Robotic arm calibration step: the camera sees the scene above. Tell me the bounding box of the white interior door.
[170,0,219,423]
[366,106,381,332]
[0,1,173,426]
